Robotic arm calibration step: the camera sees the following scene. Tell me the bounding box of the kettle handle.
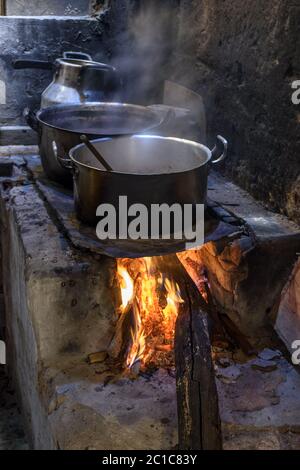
[13,59,53,70]
[63,51,92,61]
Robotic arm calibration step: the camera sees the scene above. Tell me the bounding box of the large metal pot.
[64,134,227,225]
[34,103,165,185]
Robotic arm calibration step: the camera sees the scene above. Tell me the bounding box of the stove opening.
[114,257,184,371]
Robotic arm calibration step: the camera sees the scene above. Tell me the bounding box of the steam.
[111,0,179,104]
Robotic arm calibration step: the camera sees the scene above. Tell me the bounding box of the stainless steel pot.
[63,134,227,225]
[33,103,165,185]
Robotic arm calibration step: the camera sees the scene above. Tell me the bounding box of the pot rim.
[69,134,212,176]
[36,102,164,136]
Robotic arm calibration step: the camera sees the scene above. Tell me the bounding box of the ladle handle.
[80,135,113,172]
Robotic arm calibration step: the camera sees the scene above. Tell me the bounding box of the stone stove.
[1,148,300,450]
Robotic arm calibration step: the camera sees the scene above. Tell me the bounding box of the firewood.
[107,303,136,363]
[87,351,108,365]
[155,344,172,352]
[152,253,222,450]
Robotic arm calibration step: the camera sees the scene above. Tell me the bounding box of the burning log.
[175,288,222,449]
[146,254,222,449]
[178,250,254,353]
[154,255,222,450]
[107,303,136,363]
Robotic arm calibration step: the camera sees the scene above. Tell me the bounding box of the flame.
[117,258,184,370]
[162,278,184,342]
[118,266,134,311]
[127,322,146,369]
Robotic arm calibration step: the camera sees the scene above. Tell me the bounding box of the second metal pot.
[33,103,165,185]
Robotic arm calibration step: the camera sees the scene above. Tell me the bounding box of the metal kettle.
[13,51,121,185]
[13,51,120,107]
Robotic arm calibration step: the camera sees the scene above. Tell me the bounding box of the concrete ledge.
[2,16,95,21]
[0,145,38,156]
[0,126,38,146]
[0,167,177,449]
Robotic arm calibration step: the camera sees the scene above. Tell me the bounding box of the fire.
[163,278,184,342]
[116,257,184,370]
[118,266,134,312]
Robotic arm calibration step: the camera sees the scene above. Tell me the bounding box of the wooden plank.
[188,287,222,450]
[157,254,222,449]
[175,299,201,449]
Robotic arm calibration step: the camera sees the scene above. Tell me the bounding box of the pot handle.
[52,142,74,171]
[211,135,228,164]
[63,51,92,61]
[23,107,40,133]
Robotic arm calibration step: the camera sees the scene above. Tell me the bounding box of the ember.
[116,257,184,370]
